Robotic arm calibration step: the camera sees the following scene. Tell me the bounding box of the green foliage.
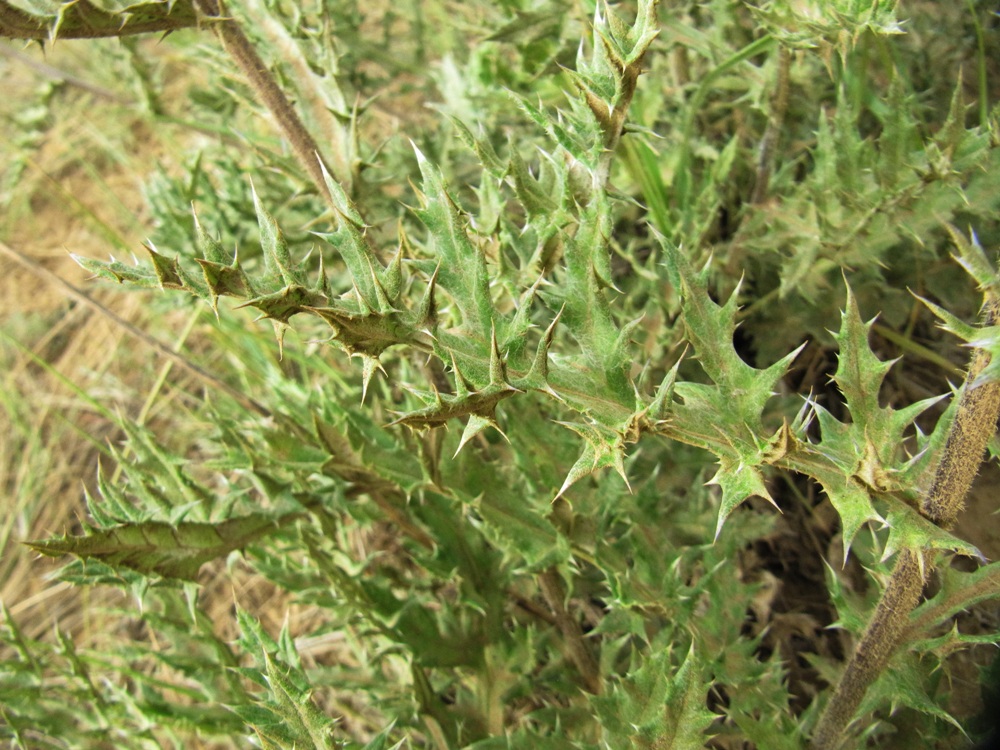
[5,0,1000,748]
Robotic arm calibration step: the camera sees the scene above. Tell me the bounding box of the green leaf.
[252,183,300,288]
[26,512,302,581]
[859,650,964,735]
[593,645,716,750]
[665,242,803,437]
[470,490,571,572]
[73,253,160,288]
[555,420,630,499]
[707,458,775,541]
[412,144,495,335]
[811,469,883,562]
[881,504,984,563]
[831,286,895,433]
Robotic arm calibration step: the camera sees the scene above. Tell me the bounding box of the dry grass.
[0,35,205,651]
[0,35,382,746]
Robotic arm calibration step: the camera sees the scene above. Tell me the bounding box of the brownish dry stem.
[811,296,1000,750]
[193,0,337,210]
[922,297,1000,526]
[810,548,928,750]
[538,567,603,695]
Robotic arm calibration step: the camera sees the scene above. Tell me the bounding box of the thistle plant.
[3,1,1000,749]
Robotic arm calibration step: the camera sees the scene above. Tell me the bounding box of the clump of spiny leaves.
[5,1,1000,749]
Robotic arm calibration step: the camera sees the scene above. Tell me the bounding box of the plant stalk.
[810,296,1000,750]
[193,0,337,209]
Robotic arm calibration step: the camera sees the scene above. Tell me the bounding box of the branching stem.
[811,296,1000,750]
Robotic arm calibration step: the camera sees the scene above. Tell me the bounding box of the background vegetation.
[2,1,1000,748]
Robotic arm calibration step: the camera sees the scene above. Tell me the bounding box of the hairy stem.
[810,548,927,750]
[193,0,337,209]
[922,296,1000,526]
[241,0,355,189]
[811,296,1000,750]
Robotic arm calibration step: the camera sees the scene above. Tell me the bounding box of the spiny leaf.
[390,382,518,432]
[359,355,385,403]
[144,242,184,289]
[26,513,303,582]
[306,304,414,358]
[238,284,328,325]
[707,458,775,541]
[74,253,159,288]
[194,211,229,264]
[664,241,803,432]
[908,562,1000,635]
[881,504,984,564]
[831,286,895,429]
[411,144,495,334]
[454,413,507,457]
[592,644,716,750]
[197,255,256,313]
[516,308,563,394]
[469,491,570,572]
[449,116,507,179]
[859,650,964,735]
[812,470,884,562]
[555,421,630,499]
[263,652,338,748]
[645,356,682,423]
[252,183,299,288]
[946,224,1000,299]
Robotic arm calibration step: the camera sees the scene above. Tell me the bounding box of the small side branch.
[0,241,272,419]
[0,0,199,40]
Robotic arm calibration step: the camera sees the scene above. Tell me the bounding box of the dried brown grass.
[0,38,350,738]
[0,37,199,648]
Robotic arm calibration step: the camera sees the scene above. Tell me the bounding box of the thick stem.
[193,0,336,209]
[810,549,927,750]
[922,296,1000,526]
[811,296,1000,750]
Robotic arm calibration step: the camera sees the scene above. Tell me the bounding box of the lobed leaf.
[27,512,302,581]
